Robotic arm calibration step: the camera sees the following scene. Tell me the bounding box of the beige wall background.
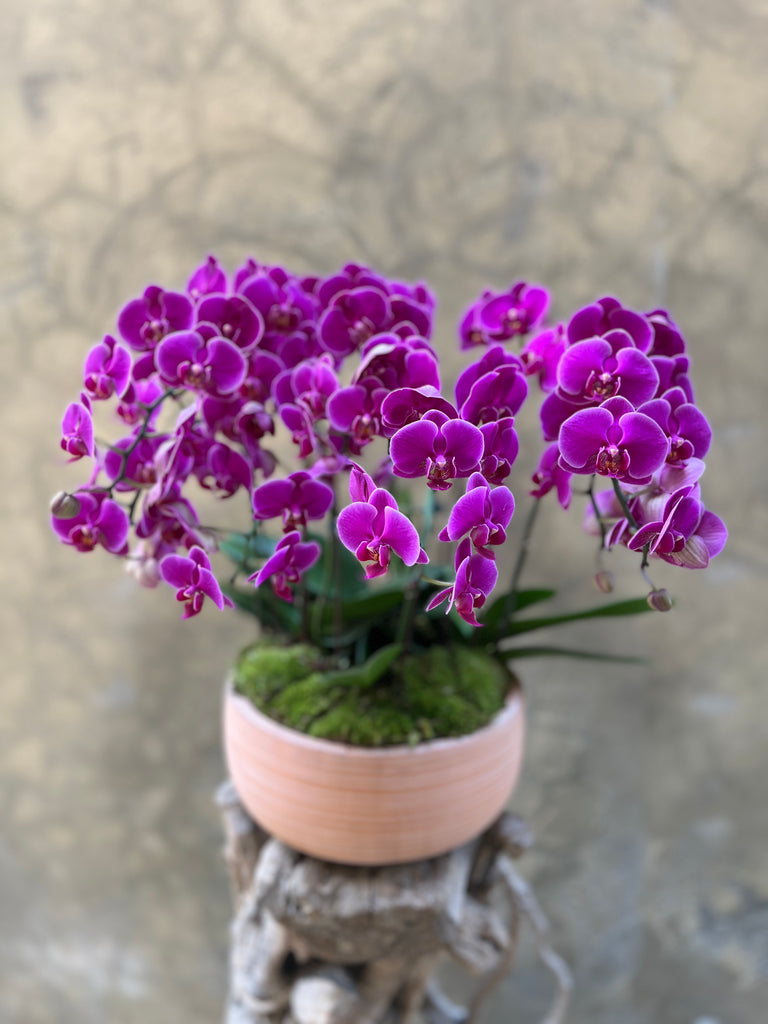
[2,1,766,1021]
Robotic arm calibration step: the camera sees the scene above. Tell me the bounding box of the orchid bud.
[50,491,81,519]
[594,570,614,594]
[647,588,673,612]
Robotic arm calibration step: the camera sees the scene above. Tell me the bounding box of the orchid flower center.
[142,318,167,345]
[596,445,630,477]
[503,307,522,332]
[73,525,98,550]
[180,361,208,388]
[668,435,693,463]
[349,318,374,346]
[586,370,619,400]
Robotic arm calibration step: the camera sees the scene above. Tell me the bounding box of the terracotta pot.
[223,679,525,866]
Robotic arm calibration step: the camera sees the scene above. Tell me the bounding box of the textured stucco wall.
[2,2,766,1021]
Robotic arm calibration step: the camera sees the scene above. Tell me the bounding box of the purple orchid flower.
[273,354,339,419]
[337,488,427,579]
[455,346,525,410]
[390,410,485,491]
[558,396,669,485]
[645,309,687,357]
[650,353,694,402]
[156,329,246,397]
[531,443,573,508]
[187,255,228,300]
[349,464,377,502]
[135,481,207,555]
[52,491,129,555]
[627,486,728,568]
[160,545,234,618]
[83,335,132,401]
[567,296,653,353]
[318,286,392,358]
[116,377,165,427]
[438,473,515,557]
[103,432,168,490]
[479,418,520,484]
[239,269,318,341]
[252,471,334,532]
[556,338,660,407]
[195,442,253,498]
[195,294,264,353]
[381,386,458,435]
[118,285,194,353]
[520,323,567,393]
[327,377,388,451]
[249,531,321,602]
[459,364,529,425]
[426,539,499,627]
[639,388,712,465]
[460,282,549,348]
[60,397,94,461]
[355,334,440,393]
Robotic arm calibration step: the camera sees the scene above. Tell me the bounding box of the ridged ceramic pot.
[223,677,525,866]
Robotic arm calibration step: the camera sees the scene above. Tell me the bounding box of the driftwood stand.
[217,782,571,1024]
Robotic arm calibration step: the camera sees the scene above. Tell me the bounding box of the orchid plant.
[51,256,727,679]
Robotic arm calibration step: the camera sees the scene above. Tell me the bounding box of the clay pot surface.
[224,678,525,865]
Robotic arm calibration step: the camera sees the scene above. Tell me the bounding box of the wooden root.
[217,781,570,1023]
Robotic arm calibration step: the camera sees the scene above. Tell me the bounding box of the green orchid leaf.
[496,596,654,638]
[315,588,406,630]
[477,587,557,637]
[222,582,301,634]
[303,535,368,600]
[499,644,646,664]
[324,643,403,689]
[220,532,276,570]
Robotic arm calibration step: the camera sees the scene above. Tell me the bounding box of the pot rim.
[224,673,523,760]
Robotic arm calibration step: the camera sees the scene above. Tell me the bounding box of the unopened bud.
[50,491,81,519]
[647,588,673,612]
[594,570,615,594]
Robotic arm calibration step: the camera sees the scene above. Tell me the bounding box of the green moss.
[232,642,513,747]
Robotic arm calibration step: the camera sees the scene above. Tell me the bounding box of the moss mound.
[233,642,513,747]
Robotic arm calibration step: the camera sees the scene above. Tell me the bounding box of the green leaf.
[222,582,301,634]
[499,644,646,664]
[303,535,368,600]
[324,643,403,690]
[497,596,654,638]
[314,588,406,631]
[478,587,557,637]
[220,532,275,570]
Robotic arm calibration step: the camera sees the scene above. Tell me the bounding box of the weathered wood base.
[217,782,571,1024]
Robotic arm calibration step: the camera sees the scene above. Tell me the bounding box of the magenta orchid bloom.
[51,491,129,555]
[249,532,321,602]
[531,443,573,509]
[160,546,234,619]
[627,486,728,568]
[60,397,94,461]
[252,471,334,532]
[337,487,427,579]
[439,473,515,558]
[52,256,727,627]
[558,396,669,485]
[83,335,132,401]
[390,411,484,491]
[427,539,499,627]
[156,329,246,396]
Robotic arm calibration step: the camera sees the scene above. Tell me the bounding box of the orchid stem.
[505,498,541,619]
[587,476,608,550]
[611,478,639,531]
